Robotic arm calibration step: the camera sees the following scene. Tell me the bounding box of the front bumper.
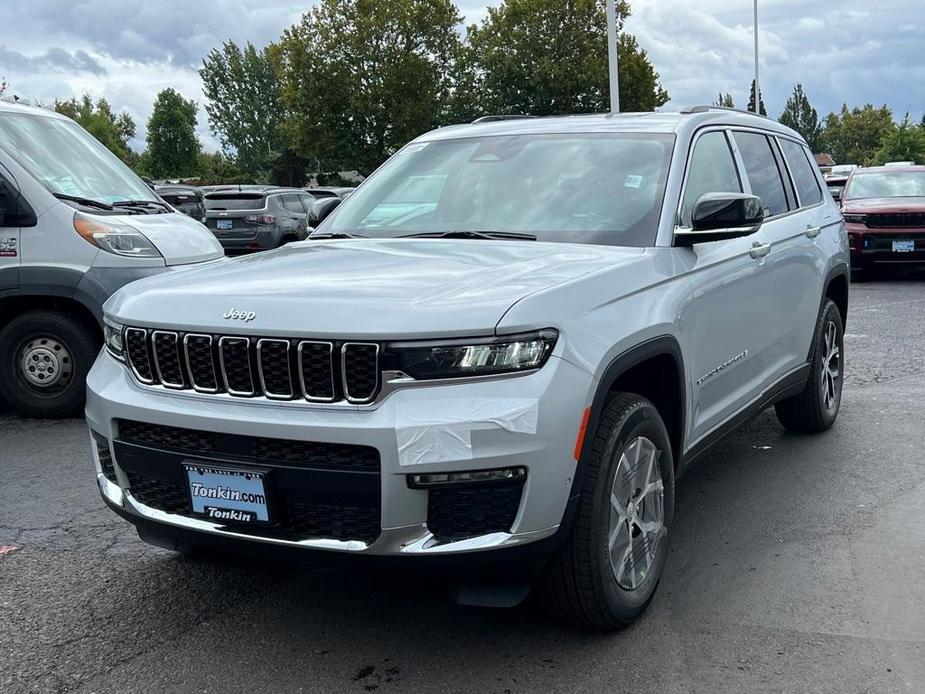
[86,351,591,558]
[846,224,925,267]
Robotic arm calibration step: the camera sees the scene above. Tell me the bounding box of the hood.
[105,239,641,338]
[842,196,925,214]
[117,212,224,265]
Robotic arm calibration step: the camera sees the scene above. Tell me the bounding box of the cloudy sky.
[2,1,922,153]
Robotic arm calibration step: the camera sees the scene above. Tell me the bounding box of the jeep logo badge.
[223,309,256,322]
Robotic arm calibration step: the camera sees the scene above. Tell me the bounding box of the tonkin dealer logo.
[223,308,256,322]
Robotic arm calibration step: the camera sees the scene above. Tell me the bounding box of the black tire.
[541,393,675,631]
[775,299,844,433]
[0,309,101,418]
[279,234,298,247]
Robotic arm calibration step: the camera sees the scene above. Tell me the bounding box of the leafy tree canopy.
[200,41,283,182]
[779,83,821,152]
[54,94,136,163]
[821,103,895,166]
[872,112,925,165]
[144,88,201,179]
[463,0,668,117]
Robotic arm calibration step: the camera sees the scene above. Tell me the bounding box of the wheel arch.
[824,265,849,327]
[0,294,101,333]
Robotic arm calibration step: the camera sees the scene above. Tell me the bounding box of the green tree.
[872,112,925,165]
[53,94,136,163]
[747,80,766,116]
[714,92,734,108]
[279,0,464,176]
[463,0,668,117]
[200,41,283,181]
[779,83,821,151]
[144,88,201,179]
[194,151,252,184]
[820,104,895,166]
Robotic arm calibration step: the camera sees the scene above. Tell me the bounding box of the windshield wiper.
[400,230,537,241]
[112,199,172,213]
[309,232,367,239]
[52,192,113,211]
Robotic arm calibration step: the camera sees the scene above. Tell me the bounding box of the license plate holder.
[892,239,915,253]
[216,219,233,230]
[184,464,271,525]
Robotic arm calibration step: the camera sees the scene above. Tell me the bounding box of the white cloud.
[1,0,922,156]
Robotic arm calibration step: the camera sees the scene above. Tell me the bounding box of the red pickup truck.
[841,166,925,276]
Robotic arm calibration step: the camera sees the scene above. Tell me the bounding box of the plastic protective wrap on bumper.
[86,351,592,556]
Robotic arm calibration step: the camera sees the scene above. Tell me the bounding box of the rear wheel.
[775,299,844,433]
[0,310,100,418]
[541,393,675,631]
[279,234,299,247]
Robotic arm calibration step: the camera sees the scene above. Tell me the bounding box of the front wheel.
[775,299,844,433]
[541,393,675,631]
[0,310,100,418]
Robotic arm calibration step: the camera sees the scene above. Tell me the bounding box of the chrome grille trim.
[182,334,219,394]
[217,336,256,396]
[124,327,155,385]
[151,330,184,389]
[256,338,294,400]
[341,342,380,404]
[297,341,336,402]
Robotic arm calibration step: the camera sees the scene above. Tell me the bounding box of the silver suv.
[203,187,315,253]
[87,108,849,630]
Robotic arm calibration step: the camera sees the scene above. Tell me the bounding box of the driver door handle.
[805,225,822,239]
[749,241,771,259]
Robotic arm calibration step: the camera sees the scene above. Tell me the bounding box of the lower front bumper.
[86,351,591,559]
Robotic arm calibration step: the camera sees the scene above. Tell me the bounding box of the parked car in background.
[304,186,356,199]
[829,164,858,178]
[842,165,925,276]
[826,175,849,203]
[156,184,206,223]
[203,188,316,253]
[88,107,848,631]
[0,100,224,417]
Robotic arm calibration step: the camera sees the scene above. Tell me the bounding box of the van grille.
[123,328,380,403]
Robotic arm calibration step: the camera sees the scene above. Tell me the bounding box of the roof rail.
[679,105,771,119]
[471,114,539,124]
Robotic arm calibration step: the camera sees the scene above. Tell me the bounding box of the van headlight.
[73,212,162,258]
[387,329,558,380]
[103,319,125,361]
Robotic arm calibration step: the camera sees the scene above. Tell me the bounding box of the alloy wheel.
[607,436,666,590]
[821,319,841,412]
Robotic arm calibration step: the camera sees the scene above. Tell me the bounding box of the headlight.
[73,212,162,258]
[387,329,558,380]
[103,319,125,361]
[843,213,867,224]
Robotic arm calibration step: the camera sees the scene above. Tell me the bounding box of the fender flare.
[553,335,686,547]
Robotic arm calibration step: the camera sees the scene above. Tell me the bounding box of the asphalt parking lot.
[2,278,924,694]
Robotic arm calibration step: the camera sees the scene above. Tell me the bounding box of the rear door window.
[680,131,742,226]
[281,194,305,213]
[732,131,789,217]
[778,138,823,207]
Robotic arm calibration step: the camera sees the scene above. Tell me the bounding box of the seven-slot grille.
[865,212,925,228]
[123,328,380,403]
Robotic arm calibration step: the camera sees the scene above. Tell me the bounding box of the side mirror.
[308,197,343,228]
[830,188,842,202]
[675,192,764,246]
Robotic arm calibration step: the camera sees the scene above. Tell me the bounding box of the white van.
[0,100,224,417]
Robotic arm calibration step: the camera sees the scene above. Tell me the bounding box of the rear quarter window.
[732,131,789,217]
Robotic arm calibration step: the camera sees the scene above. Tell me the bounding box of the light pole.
[753,0,760,114]
[606,0,620,113]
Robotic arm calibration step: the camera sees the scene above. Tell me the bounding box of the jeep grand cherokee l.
[87,108,849,631]
[841,165,925,275]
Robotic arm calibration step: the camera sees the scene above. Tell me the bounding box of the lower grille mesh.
[427,482,525,542]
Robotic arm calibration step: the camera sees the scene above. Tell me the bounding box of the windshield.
[327,132,675,246]
[844,171,925,200]
[0,112,157,204]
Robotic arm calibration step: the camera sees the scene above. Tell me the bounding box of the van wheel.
[0,310,100,418]
[775,299,844,433]
[541,393,675,631]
